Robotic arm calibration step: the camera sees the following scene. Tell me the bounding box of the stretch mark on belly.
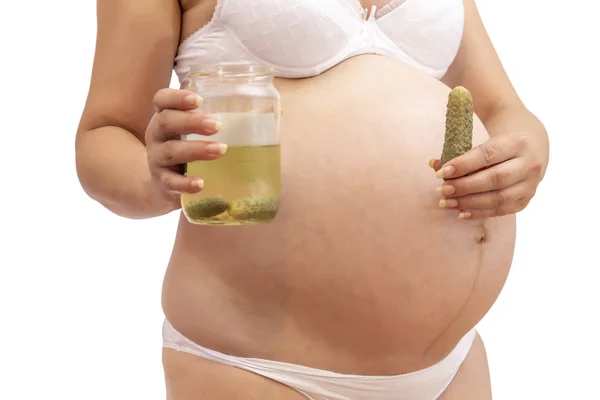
[424,221,489,356]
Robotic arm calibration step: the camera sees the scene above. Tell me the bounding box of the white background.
[1,1,598,399]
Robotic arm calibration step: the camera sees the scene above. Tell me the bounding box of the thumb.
[428,158,441,172]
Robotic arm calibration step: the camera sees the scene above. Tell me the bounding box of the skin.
[437,0,549,219]
[76,0,548,399]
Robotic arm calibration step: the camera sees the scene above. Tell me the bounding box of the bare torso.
[162,0,516,377]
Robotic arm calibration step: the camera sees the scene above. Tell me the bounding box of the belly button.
[475,225,488,244]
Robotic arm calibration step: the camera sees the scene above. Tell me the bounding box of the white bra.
[174,0,465,82]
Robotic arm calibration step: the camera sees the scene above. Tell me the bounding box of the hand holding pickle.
[430,86,547,220]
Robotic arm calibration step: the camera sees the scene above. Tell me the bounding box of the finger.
[151,109,221,142]
[158,169,205,194]
[436,134,519,180]
[439,181,532,212]
[457,209,497,220]
[428,158,441,172]
[153,139,228,167]
[436,158,527,198]
[457,204,528,220]
[153,88,204,112]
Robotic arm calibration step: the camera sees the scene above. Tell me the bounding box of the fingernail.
[206,143,228,155]
[428,159,437,168]
[436,165,456,179]
[202,119,221,131]
[459,211,472,219]
[436,185,455,196]
[185,94,203,107]
[439,199,459,208]
[194,179,204,189]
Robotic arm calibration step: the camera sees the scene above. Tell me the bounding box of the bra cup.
[174,0,465,81]
[221,0,350,68]
[376,0,464,72]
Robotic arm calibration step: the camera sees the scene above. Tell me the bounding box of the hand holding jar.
[145,88,227,212]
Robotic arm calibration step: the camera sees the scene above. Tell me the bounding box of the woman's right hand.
[145,88,227,210]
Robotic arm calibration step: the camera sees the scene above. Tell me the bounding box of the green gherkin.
[440,86,474,169]
[184,198,229,219]
[228,197,280,221]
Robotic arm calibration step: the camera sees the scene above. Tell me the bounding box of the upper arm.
[77,0,181,143]
[441,0,524,122]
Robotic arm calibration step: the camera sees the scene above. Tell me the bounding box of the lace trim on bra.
[179,0,412,49]
[180,0,226,47]
[349,0,409,20]
[375,0,408,18]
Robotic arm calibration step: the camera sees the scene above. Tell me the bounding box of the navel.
[475,225,488,244]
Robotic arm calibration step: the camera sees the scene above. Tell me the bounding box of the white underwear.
[162,319,476,399]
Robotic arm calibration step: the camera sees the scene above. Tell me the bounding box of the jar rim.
[188,62,274,80]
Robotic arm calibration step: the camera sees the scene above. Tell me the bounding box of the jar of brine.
[180,62,281,226]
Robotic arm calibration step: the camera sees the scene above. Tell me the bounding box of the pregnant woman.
[75,0,549,398]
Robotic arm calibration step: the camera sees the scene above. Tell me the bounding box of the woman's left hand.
[429,131,548,220]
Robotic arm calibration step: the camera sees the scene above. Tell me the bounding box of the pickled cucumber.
[227,197,280,221]
[184,198,229,219]
[440,86,474,169]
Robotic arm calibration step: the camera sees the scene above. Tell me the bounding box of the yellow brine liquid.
[181,111,281,225]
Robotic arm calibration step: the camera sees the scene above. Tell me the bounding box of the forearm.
[75,126,177,219]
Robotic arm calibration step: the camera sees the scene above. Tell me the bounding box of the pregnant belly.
[163,55,516,374]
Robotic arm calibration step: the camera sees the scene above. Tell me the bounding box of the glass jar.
[180,62,282,226]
